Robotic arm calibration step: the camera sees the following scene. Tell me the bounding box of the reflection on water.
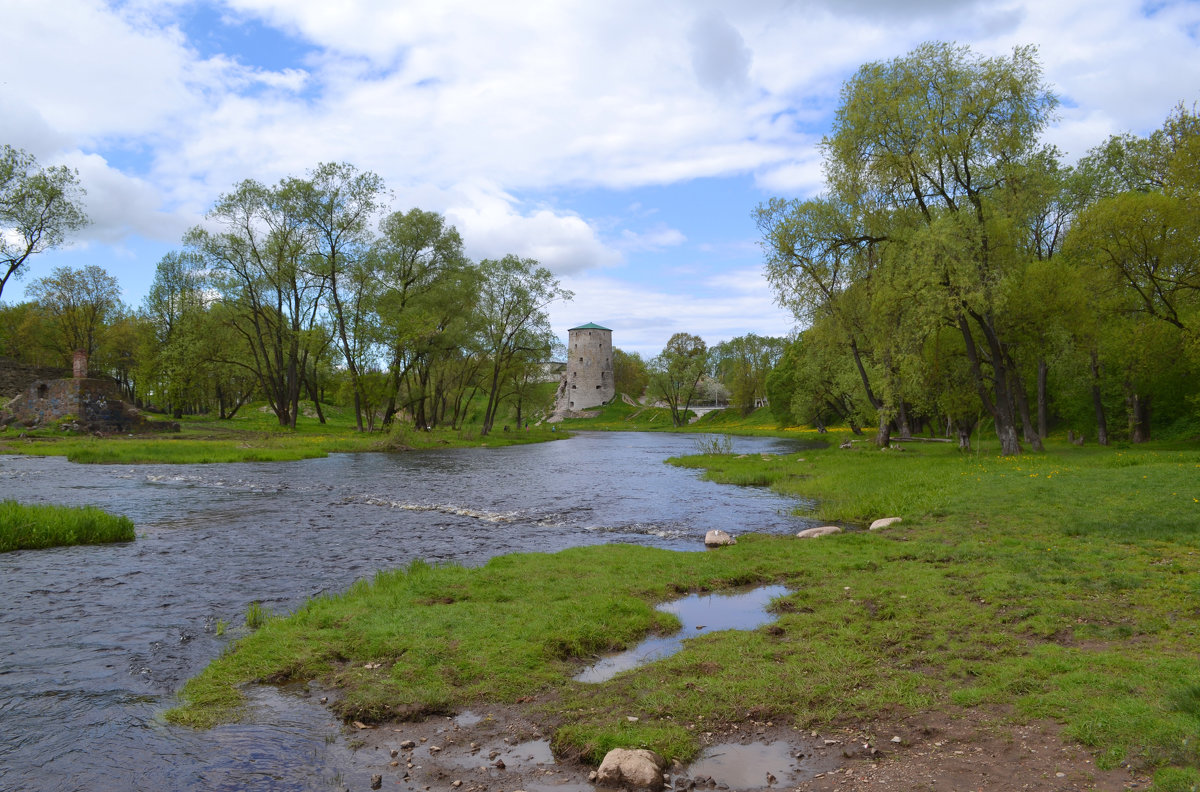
[687,740,838,788]
[0,431,818,791]
[575,585,789,683]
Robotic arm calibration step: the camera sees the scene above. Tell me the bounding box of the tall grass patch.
[0,500,135,551]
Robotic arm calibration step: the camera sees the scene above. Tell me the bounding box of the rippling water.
[0,432,817,791]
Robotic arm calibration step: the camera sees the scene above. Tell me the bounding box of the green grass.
[0,500,135,551]
[167,437,1200,785]
[0,399,568,464]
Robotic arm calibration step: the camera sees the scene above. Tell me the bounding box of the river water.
[0,432,816,791]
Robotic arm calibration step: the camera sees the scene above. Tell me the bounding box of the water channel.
[0,432,818,791]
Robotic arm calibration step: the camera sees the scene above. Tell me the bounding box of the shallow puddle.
[687,740,835,788]
[575,585,788,683]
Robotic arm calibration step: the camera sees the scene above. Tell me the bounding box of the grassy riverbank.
[0,400,566,464]
[168,437,1200,788]
[0,500,135,551]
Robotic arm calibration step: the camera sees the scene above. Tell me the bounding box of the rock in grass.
[796,526,842,539]
[597,748,667,790]
[704,530,736,547]
[869,517,902,530]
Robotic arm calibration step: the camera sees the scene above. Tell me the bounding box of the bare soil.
[343,704,1152,792]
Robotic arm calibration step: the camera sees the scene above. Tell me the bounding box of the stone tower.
[555,322,614,413]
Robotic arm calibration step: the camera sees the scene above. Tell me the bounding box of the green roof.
[569,322,611,331]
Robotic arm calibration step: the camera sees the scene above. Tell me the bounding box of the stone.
[370,775,382,790]
[596,748,667,791]
[400,739,416,749]
[869,517,902,530]
[704,530,736,547]
[796,526,842,539]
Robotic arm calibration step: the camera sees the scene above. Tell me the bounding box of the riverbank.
[0,402,568,463]
[0,500,135,551]
[169,437,1200,789]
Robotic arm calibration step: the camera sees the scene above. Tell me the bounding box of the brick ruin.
[1,352,178,434]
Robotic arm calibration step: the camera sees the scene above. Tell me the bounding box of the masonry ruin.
[1,351,178,434]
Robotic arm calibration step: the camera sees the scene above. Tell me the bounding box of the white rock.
[869,517,902,530]
[704,529,737,547]
[596,748,667,790]
[796,526,842,539]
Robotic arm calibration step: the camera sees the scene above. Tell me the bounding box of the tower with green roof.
[554,322,614,412]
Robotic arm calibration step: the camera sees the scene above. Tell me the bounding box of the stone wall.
[3,377,178,433]
[0,357,70,399]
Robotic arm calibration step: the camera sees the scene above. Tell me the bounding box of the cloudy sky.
[3,0,1198,355]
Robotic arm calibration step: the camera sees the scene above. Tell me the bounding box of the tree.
[611,348,649,401]
[711,333,787,414]
[186,178,327,428]
[371,209,472,427]
[763,42,1059,454]
[297,162,387,431]
[475,255,572,436]
[0,145,89,300]
[648,332,709,427]
[27,264,122,365]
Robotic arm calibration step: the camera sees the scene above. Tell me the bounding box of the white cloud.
[443,184,621,275]
[3,0,1199,304]
[617,225,687,252]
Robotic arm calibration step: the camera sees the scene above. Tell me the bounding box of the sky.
[2,0,1199,357]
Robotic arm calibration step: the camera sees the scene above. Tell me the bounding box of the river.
[0,432,817,791]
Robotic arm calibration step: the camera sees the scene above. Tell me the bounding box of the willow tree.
[764,42,1058,454]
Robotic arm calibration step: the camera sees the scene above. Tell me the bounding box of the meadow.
[167,428,1200,789]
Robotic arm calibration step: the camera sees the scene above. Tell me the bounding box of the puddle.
[686,740,837,789]
[576,585,788,683]
[454,710,483,727]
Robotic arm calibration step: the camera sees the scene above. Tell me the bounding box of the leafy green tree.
[27,264,122,364]
[186,178,327,428]
[297,162,387,431]
[762,42,1059,454]
[371,209,473,428]
[475,255,571,436]
[611,347,649,401]
[0,145,89,300]
[648,332,709,427]
[711,334,787,414]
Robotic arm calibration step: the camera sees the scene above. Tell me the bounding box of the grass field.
[167,433,1200,788]
[0,500,135,551]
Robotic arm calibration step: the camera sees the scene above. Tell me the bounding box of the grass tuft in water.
[0,500,135,552]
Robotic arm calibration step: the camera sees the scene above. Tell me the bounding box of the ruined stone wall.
[556,327,614,412]
[0,358,70,399]
[3,378,178,433]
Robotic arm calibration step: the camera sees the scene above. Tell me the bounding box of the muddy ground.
[340,703,1152,792]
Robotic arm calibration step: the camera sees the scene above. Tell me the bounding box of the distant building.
[553,322,614,413]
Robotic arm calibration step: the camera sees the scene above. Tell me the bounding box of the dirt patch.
[338,704,1151,792]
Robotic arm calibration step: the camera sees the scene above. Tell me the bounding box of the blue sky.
[3,0,1199,356]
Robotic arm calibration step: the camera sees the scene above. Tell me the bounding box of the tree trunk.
[897,400,912,439]
[1090,350,1109,446]
[1011,371,1044,451]
[1036,358,1048,440]
[954,419,972,451]
[958,311,1021,455]
[875,411,892,448]
[1126,388,1151,443]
